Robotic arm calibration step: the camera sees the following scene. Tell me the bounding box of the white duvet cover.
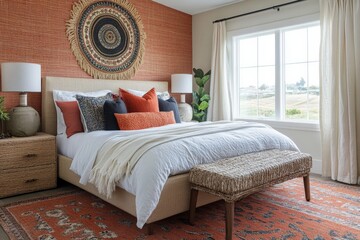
[69,121,298,228]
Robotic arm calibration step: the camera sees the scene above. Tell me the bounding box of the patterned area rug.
[0,178,359,240]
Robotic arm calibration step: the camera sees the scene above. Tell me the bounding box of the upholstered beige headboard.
[41,76,168,135]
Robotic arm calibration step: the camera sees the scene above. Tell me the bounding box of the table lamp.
[171,74,193,122]
[1,62,41,137]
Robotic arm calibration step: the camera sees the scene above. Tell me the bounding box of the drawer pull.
[24,178,38,183]
[25,154,38,158]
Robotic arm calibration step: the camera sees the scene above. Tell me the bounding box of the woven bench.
[188,149,312,240]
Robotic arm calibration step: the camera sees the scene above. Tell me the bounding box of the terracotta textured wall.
[0,0,192,114]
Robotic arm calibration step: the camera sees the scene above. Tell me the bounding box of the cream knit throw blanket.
[89,121,268,198]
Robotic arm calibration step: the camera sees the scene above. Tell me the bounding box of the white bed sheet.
[65,121,299,228]
[56,124,194,158]
[57,132,89,158]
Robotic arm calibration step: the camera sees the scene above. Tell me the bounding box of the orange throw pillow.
[119,88,159,112]
[55,101,84,137]
[115,112,175,130]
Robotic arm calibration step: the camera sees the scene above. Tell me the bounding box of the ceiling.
[152,0,244,15]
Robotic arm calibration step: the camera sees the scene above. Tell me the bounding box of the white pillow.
[126,88,170,100]
[53,89,112,135]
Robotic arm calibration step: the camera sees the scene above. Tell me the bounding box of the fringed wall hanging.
[66,0,146,80]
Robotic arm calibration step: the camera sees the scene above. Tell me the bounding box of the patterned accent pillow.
[76,92,113,132]
[114,112,175,130]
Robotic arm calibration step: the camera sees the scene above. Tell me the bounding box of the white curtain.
[320,0,360,184]
[207,22,232,121]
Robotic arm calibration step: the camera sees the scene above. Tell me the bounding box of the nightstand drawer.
[0,164,57,198]
[0,138,56,169]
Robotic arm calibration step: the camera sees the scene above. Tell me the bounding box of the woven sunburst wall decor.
[66,0,146,80]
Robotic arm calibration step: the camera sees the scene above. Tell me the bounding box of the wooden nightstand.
[0,132,57,198]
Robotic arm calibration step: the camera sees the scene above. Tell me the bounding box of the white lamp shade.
[1,62,41,92]
[171,74,193,93]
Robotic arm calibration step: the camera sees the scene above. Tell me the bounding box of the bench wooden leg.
[303,175,311,201]
[189,188,198,225]
[145,223,154,235]
[225,201,234,240]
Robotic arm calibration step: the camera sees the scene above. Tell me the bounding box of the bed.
[41,76,298,233]
[41,76,222,231]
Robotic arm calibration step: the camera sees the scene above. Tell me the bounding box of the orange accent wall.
[0,0,192,115]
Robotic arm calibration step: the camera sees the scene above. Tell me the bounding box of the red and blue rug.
[0,178,359,239]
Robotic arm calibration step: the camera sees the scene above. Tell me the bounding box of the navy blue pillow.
[103,99,127,130]
[158,97,181,123]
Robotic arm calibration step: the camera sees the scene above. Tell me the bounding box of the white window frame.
[227,14,320,131]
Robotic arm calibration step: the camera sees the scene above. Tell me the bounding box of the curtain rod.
[213,0,306,24]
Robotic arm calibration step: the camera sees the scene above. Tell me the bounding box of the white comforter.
[70,121,298,228]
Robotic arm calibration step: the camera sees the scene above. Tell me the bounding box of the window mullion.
[275,30,281,120]
[256,37,259,118]
[234,39,240,118]
[306,27,310,121]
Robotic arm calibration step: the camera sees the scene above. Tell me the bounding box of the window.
[232,22,320,123]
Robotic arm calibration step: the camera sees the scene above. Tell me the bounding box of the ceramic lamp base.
[178,102,193,122]
[6,106,40,137]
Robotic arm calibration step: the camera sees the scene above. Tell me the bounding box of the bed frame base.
[58,155,221,226]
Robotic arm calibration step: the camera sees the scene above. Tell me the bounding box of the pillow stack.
[54,87,181,137]
[118,88,181,130]
[54,89,113,138]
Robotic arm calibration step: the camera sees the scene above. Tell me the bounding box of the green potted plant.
[0,96,10,138]
[192,68,211,122]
